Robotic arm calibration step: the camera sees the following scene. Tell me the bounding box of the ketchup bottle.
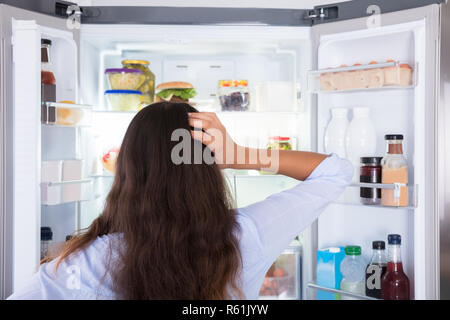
[381,234,410,300]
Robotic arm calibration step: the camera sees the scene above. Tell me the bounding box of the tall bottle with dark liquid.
[41,38,56,124]
[381,234,410,300]
[365,241,387,299]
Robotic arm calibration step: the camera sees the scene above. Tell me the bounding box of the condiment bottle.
[381,135,408,207]
[381,234,410,300]
[41,39,56,124]
[365,241,387,299]
[40,226,53,259]
[360,157,382,205]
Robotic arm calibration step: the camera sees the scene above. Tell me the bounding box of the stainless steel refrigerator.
[0,0,449,300]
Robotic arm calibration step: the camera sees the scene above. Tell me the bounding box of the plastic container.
[259,246,301,299]
[122,59,155,105]
[105,90,142,111]
[340,245,366,299]
[316,247,346,300]
[40,226,53,259]
[360,157,383,205]
[62,160,83,203]
[41,160,62,183]
[105,68,143,90]
[324,108,349,158]
[218,80,250,111]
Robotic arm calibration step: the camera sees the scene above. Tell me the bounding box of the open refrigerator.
[0,0,449,300]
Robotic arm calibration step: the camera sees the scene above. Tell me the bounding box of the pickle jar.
[267,137,293,150]
[121,59,155,106]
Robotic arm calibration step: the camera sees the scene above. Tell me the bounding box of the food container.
[259,246,301,299]
[122,60,155,105]
[41,161,62,183]
[360,157,382,205]
[218,80,250,111]
[105,90,142,111]
[313,61,413,92]
[62,160,84,203]
[105,68,143,90]
[267,136,293,150]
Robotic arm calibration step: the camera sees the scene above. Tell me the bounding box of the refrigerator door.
[308,4,441,299]
[0,3,80,298]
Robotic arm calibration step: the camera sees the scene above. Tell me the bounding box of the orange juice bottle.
[381,135,409,207]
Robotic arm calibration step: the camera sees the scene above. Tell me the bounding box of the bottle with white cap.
[324,107,349,158]
[346,107,377,182]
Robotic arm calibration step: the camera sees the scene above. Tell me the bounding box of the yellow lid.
[122,59,149,65]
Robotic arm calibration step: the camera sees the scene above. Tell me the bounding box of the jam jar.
[218,80,250,111]
[267,137,293,150]
[360,157,382,205]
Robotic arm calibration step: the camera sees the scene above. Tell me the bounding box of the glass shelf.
[307,282,378,300]
[308,60,417,93]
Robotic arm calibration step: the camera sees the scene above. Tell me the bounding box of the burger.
[155,81,197,103]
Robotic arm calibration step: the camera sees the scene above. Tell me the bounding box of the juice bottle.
[365,241,387,299]
[381,234,410,300]
[381,134,408,206]
[41,38,56,124]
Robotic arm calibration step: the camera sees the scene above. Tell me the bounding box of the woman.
[9,102,352,300]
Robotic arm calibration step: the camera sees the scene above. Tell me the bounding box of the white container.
[41,183,62,205]
[254,81,296,112]
[345,107,377,181]
[324,108,349,158]
[41,160,62,183]
[62,160,84,203]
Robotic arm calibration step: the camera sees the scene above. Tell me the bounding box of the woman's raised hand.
[188,112,240,168]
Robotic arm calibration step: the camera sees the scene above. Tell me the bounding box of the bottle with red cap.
[381,234,410,300]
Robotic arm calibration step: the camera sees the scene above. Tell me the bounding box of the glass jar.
[360,157,382,205]
[218,80,250,111]
[267,136,293,150]
[381,134,408,207]
[122,59,155,106]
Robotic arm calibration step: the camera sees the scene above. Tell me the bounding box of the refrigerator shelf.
[307,61,417,93]
[41,179,94,206]
[307,282,378,300]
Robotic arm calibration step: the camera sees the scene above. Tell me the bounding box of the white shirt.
[8,154,353,300]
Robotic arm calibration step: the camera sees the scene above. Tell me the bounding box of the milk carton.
[316,247,346,300]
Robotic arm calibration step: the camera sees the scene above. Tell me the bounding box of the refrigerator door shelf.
[43,102,93,127]
[307,61,417,93]
[307,282,378,300]
[40,179,93,206]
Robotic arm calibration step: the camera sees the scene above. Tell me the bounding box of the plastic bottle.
[365,241,387,298]
[324,107,349,158]
[340,245,366,299]
[381,234,410,300]
[346,107,377,181]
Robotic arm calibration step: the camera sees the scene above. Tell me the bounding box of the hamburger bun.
[156,81,194,92]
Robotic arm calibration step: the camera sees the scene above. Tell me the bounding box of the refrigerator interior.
[77,24,313,230]
[311,19,427,299]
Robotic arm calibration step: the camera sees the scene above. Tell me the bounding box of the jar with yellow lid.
[121,59,155,106]
[218,80,250,111]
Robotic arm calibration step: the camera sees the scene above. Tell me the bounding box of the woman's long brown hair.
[51,102,242,299]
